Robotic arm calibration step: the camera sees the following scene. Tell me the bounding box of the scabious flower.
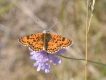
[29,48,66,73]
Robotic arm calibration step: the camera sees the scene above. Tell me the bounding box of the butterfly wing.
[19,33,43,51]
[47,34,72,53]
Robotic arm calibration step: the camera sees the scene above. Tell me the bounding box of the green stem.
[57,54,106,66]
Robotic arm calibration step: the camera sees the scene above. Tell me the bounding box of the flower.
[29,48,66,73]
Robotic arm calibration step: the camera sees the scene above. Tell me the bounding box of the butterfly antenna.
[48,21,59,31]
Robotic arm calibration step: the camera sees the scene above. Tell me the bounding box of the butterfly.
[18,30,73,53]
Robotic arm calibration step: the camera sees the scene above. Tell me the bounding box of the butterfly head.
[43,30,50,34]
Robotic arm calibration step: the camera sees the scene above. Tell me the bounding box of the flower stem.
[57,54,106,66]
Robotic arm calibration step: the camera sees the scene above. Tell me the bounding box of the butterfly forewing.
[46,34,72,53]
[19,33,43,51]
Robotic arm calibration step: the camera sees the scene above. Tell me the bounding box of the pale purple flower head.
[29,48,66,73]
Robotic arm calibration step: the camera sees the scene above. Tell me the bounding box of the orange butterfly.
[19,30,72,53]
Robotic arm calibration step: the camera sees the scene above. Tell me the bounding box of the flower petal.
[52,57,61,65]
[45,63,50,73]
[57,49,66,54]
[37,65,41,71]
[29,47,66,73]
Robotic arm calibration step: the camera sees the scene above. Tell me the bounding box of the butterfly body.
[19,30,72,53]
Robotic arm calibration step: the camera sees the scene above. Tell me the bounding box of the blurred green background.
[0,0,106,80]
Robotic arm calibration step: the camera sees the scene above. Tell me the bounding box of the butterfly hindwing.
[47,41,59,53]
[47,34,72,53]
[19,33,43,51]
